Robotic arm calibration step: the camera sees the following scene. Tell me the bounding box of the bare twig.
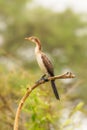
[14,72,75,130]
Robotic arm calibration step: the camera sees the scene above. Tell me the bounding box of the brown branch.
[13,72,75,130]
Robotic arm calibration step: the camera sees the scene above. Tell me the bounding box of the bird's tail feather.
[51,80,60,100]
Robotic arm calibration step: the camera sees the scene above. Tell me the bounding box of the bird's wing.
[41,53,54,76]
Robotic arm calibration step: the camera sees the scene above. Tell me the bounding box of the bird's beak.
[25,37,31,40]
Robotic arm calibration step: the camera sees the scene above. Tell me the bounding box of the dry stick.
[14,72,75,130]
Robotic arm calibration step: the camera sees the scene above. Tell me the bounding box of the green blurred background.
[0,0,87,130]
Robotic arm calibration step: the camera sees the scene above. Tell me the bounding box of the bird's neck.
[35,41,42,53]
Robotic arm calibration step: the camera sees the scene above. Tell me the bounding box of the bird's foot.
[35,78,48,84]
[35,79,41,84]
[35,74,48,84]
[43,78,48,82]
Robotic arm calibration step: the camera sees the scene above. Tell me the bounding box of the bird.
[25,36,60,100]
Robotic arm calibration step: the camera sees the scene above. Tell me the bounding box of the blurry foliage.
[0,0,87,130]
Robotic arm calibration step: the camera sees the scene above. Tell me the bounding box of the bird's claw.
[35,77,48,84]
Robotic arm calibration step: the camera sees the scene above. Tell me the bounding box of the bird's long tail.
[51,80,60,100]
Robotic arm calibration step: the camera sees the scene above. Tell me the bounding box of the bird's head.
[25,36,40,44]
[25,36,41,50]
